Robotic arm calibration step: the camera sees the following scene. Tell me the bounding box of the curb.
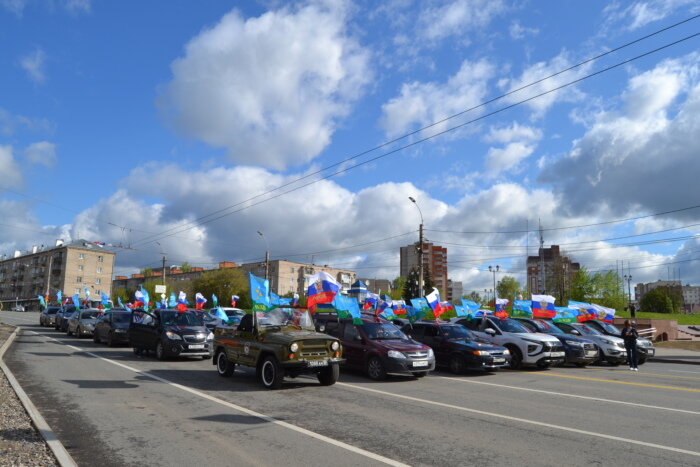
[0,327,78,467]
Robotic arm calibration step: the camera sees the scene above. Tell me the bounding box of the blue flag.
[140,286,150,311]
[249,273,271,312]
[332,294,362,324]
[212,306,228,321]
[168,292,177,308]
[71,294,80,309]
[117,297,124,308]
[270,292,292,307]
[38,295,46,308]
[56,291,62,304]
[212,293,218,307]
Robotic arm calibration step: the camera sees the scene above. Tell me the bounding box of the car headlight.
[502,349,510,355]
[206,332,214,341]
[115,328,126,333]
[165,331,182,340]
[472,350,490,356]
[331,341,340,351]
[427,348,434,359]
[388,350,406,359]
[290,342,299,352]
[564,340,582,346]
[601,338,615,345]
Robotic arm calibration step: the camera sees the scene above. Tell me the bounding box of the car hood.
[446,338,504,351]
[516,332,560,343]
[164,325,209,335]
[552,334,593,344]
[261,330,336,345]
[369,338,427,352]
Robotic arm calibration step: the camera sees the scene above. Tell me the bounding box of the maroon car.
[314,314,435,380]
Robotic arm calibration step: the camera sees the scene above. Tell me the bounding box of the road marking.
[535,372,700,392]
[336,382,700,458]
[578,367,700,381]
[20,330,407,467]
[670,370,700,375]
[434,376,700,416]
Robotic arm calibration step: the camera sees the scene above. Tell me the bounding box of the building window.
[76,276,82,283]
[97,255,104,262]
[78,253,85,260]
[96,267,102,273]
[95,290,101,295]
[75,288,80,294]
[95,278,101,285]
[78,265,84,271]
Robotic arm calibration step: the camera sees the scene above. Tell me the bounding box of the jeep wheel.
[67,328,73,336]
[366,356,387,381]
[449,355,466,374]
[156,341,167,361]
[507,346,522,370]
[216,351,235,377]
[260,355,284,389]
[317,363,339,386]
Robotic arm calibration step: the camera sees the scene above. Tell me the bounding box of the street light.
[257,231,270,282]
[624,273,633,318]
[408,197,424,297]
[488,265,500,302]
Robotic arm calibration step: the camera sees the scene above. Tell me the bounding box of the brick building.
[400,242,448,295]
[526,245,580,300]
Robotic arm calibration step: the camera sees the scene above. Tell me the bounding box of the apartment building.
[400,241,448,294]
[240,260,356,296]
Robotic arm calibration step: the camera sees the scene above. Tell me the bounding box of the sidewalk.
[648,346,700,365]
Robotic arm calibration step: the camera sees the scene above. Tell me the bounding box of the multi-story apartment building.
[0,239,115,310]
[526,245,580,300]
[400,242,448,295]
[634,280,700,312]
[240,260,356,296]
[358,278,393,295]
[447,279,463,302]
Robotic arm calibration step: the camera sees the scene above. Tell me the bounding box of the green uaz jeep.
[213,308,344,389]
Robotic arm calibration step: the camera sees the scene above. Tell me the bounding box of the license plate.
[189,344,205,349]
[586,351,597,357]
[412,361,429,367]
[308,360,328,367]
[551,352,565,357]
[647,350,655,356]
[493,358,505,363]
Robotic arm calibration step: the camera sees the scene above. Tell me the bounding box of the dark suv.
[128,309,213,360]
[514,318,599,367]
[315,314,435,380]
[402,322,510,373]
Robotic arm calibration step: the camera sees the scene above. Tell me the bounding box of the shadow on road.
[62,379,140,389]
[190,413,270,425]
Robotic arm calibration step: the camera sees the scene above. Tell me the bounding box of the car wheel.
[107,333,115,347]
[366,356,387,381]
[156,341,167,361]
[93,332,100,343]
[449,355,466,374]
[133,347,142,356]
[412,371,428,378]
[607,359,621,367]
[317,363,339,386]
[593,346,604,365]
[638,358,646,365]
[67,327,73,336]
[507,346,523,370]
[260,355,284,389]
[216,351,235,377]
[536,360,551,369]
[76,326,83,338]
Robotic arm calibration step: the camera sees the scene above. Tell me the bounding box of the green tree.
[496,276,521,301]
[390,277,406,299]
[111,288,129,306]
[590,270,625,311]
[180,262,192,273]
[140,267,153,276]
[640,288,674,313]
[464,291,483,304]
[570,268,594,302]
[191,268,250,309]
[402,268,420,300]
[423,266,435,296]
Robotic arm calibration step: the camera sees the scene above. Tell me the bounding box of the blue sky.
[2,0,700,296]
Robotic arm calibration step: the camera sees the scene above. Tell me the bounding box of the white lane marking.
[670,370,700,375]
[434,375,700,416]
[21,330,407,467]
[337,382,700,458]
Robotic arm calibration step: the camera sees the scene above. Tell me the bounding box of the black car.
[584,319,655,364]
[128,308,213,360]
[93,310,131,346]
[514,318,599,367]
[54,306,81,332]
[39,306,61,327]
[402,322,511,373]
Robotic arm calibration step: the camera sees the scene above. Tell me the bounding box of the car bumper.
[638,347,655,358]
[111,331,130,343]
[78,327,95,336]
[466,354,511,370]
[281,357,346,372]
[164,340,213,357]
[383,357,436,374]
[603,348,627,362]
[565,347,599,364]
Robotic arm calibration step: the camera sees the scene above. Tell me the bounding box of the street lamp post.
[489,265,500,303]
[624,273,633,318]
[408,197,424,297]
[257,231,270,282]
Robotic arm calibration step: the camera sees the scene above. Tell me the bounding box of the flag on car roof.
[134,289,145,308]
[101,292,112,311]
[363,292,379,310]
[392,300,407,315]
[568,300,597,322]
[306,271,340,313]
[376,298,392,318]
[591,303,616,323]
[461,300,481,315]
[271,292,292,307]
[212,306,228,322]
[211,294,218,308]
[425,288,444,319]
[140,286,150,311]
[292,293,299,307]
[553,307,578,323]
[495,298,509,319]
[56,290,62,305]
[231,295,239,307]
[83,286,90,300]
[195,292,207,310]
[531,294,556,318]
[71,294,80,309]
[38,295,46,309]
[117,296,125,308]
[511,300,533,318]
[332,294,362,324]
[249,273,272,313]
[168,292,176,309]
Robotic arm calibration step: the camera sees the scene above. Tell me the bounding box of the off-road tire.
[317,363,339,386]
[216,351,235,377]
[260,355,284,389]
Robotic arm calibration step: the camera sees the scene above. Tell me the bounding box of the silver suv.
[554,322,627,365]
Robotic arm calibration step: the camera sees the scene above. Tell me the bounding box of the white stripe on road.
[21,330,407,467]
[434,375,700,416]
[336,382,700,458]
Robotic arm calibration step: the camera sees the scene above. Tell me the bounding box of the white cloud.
[603,0,699,31]
[0,145,22,189]
[485,142,535,175]
[542,53,700,220]
[499,51,590,118]
[0,0,27,17]
[159,2,371,170]
[64,0,90,14]
[380,59,495,138]
[484,122,542,144]
[20,48,47,84]
[416,0,507,42]
[0,107,55,136]
[509,20,539,40]
[24,141,57,167]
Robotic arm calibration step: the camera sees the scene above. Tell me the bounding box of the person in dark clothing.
[621,320,639,371]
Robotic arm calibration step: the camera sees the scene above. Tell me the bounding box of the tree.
[390,277,406,299]
[496,276,521,301]
[112,288,129,305]
[423,266,435,296]
[570,268,594,302]
[402,268,420,300]
[180,262,193,273]
[140,267,153,276]
[464,291,483,303]
[191,268,249,309]
[640,288,674,313]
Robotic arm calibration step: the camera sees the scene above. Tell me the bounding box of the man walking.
[621,319,639,371]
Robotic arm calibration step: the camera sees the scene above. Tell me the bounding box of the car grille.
[300,351,327,357]
[489,351,506,357]
[183,334,206,343]
[583,343,596,351]
[405,350,429,359]
[546,342,565,353]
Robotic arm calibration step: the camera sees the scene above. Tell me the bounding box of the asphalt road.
[2,311,700,467]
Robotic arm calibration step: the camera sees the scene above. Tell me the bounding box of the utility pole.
[409,197,425,297]
[539,219,545,294]
[624,271,633,318]
[257,231,270,282]
[44,254,53,299]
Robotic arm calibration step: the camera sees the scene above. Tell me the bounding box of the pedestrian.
[621,319,639,371]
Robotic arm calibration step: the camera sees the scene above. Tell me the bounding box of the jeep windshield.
[362,323,406,340]
[258,309,315,330]
[160,311,204,327]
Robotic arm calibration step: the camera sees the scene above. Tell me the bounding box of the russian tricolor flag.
[426,288,444,319]
[307,271,340,313]
[495,298,509,319]
[531,294,556,318]
[195,292,207,310]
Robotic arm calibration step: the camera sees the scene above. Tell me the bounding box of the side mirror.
[570,329,580,335]
[485,328,496,336]
[354,334,363,342]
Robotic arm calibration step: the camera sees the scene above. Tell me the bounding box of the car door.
[424,325,451,362]
[340,323,364,368]
[232,313,258,367]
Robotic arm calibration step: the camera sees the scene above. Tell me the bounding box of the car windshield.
[258,309,315,330]
[47,308,59,314]
[573,324,602,336]
[225,309,245,317]
[597,321,621,335]
[112,313,130,323]
[493,319,531,333]
[80,311,100,319]
[362,323,406,340]
[160,311,204,327]
[439,325,473,339]
[534,320,565,334]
